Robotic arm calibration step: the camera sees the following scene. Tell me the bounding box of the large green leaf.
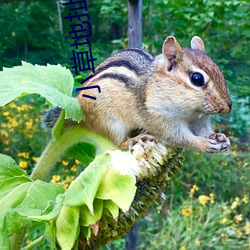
[0,62,85,121]
[64,154,110,213]
[96,166,136,212]
[65,142,96,165]
[0,154,65,248]
[0,154,30,181]
[56,205,80,250]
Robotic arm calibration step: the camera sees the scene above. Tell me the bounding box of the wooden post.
[128,0,142,49]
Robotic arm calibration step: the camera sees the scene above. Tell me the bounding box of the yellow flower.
[221,232,227,238]
[75,159,81,165]
[51,175,61,183]
[236,229,242,237]
[244,221,250,234]
[11,120,18,127]
[66,176,75,182]
[221,162,228,167]
[232,150,237,156]
[63,182,69,189]
[0,130,8,138]
[19,161,28,169]
[26,121,33,129]
[189,184,199,197]
[243,195,248,204]
[198,195,210,206]
[234,214,243,224]
[70,165,77,172]
[231,198,240,209]
[209,193,215,204]
[9,102,16,108]
[194,238,201,247]
[182,207,192,217]
[220,217,228,224]
[18,152,29,159]
[62,160,69,166]
[179,247,186,250]
[32,157,39,162]
[3,111,9,116]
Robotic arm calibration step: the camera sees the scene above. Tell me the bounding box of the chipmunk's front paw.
[206,133,230,152]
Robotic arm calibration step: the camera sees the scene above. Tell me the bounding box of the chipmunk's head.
[157,36,232,115]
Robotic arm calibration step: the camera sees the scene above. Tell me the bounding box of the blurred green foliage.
[0,0,249,249]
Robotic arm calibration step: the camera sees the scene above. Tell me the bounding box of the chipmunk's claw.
[207,133,230,152]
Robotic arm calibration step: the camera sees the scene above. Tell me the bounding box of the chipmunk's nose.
[219,101,232,114]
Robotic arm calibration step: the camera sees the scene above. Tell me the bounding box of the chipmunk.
[43,36,232,153]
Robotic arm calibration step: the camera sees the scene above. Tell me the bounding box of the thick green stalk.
[30,126,118,181]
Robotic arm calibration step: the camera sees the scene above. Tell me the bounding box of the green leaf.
[20,181,64,213]
[56,205,80,250]
[96,167,136,212]
[103,200,119,219]
[0,176,32,201]
[0,62,85,122]
[64,154,111,213]
[79,199,103,226]
[0,154,30,181]
[52,109,65,139]
[65,142,96,165]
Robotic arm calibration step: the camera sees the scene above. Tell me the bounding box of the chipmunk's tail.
[41,106,62,130]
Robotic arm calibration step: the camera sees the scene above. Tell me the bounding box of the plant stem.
[30,126,118,181]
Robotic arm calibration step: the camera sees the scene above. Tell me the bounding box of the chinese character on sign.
[63,0,100,100]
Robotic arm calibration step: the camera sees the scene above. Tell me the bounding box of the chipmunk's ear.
[162,36,184,63]
[191,36,205,52]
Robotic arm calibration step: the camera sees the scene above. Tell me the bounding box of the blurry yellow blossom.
[75,159,81,165]
[209,193,215,204]
[11,119,18,127]
[232,150,237,156]
[244,221,250,234]
[194,238,201,247]
[182,207,192,217]
[220,217,228,224]
[62,160,69,166]
[179,247,186,250]
[243,195,248,204]
[32,157,39,162]
[221,162,228,167]
[26,121,33,129]
[18,152,29,159]
[234,214,243,224]
[9,103,16,108]
[3,138,9,145]
[236,229,243,237]
[231,198,240,209]
[0,130,8,138]
[198,195,210,206]
[51,175,61,183]
[3,111,9,116]
[189,184,199,197]
[195,150,200,155]
[66,176,75,182]
[221,232,227,238]
[71,165,77,172]
[19,161,28,169]
[63,182,69,189]
[1,123,7,128]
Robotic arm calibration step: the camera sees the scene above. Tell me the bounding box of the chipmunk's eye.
[190,72,204,87]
